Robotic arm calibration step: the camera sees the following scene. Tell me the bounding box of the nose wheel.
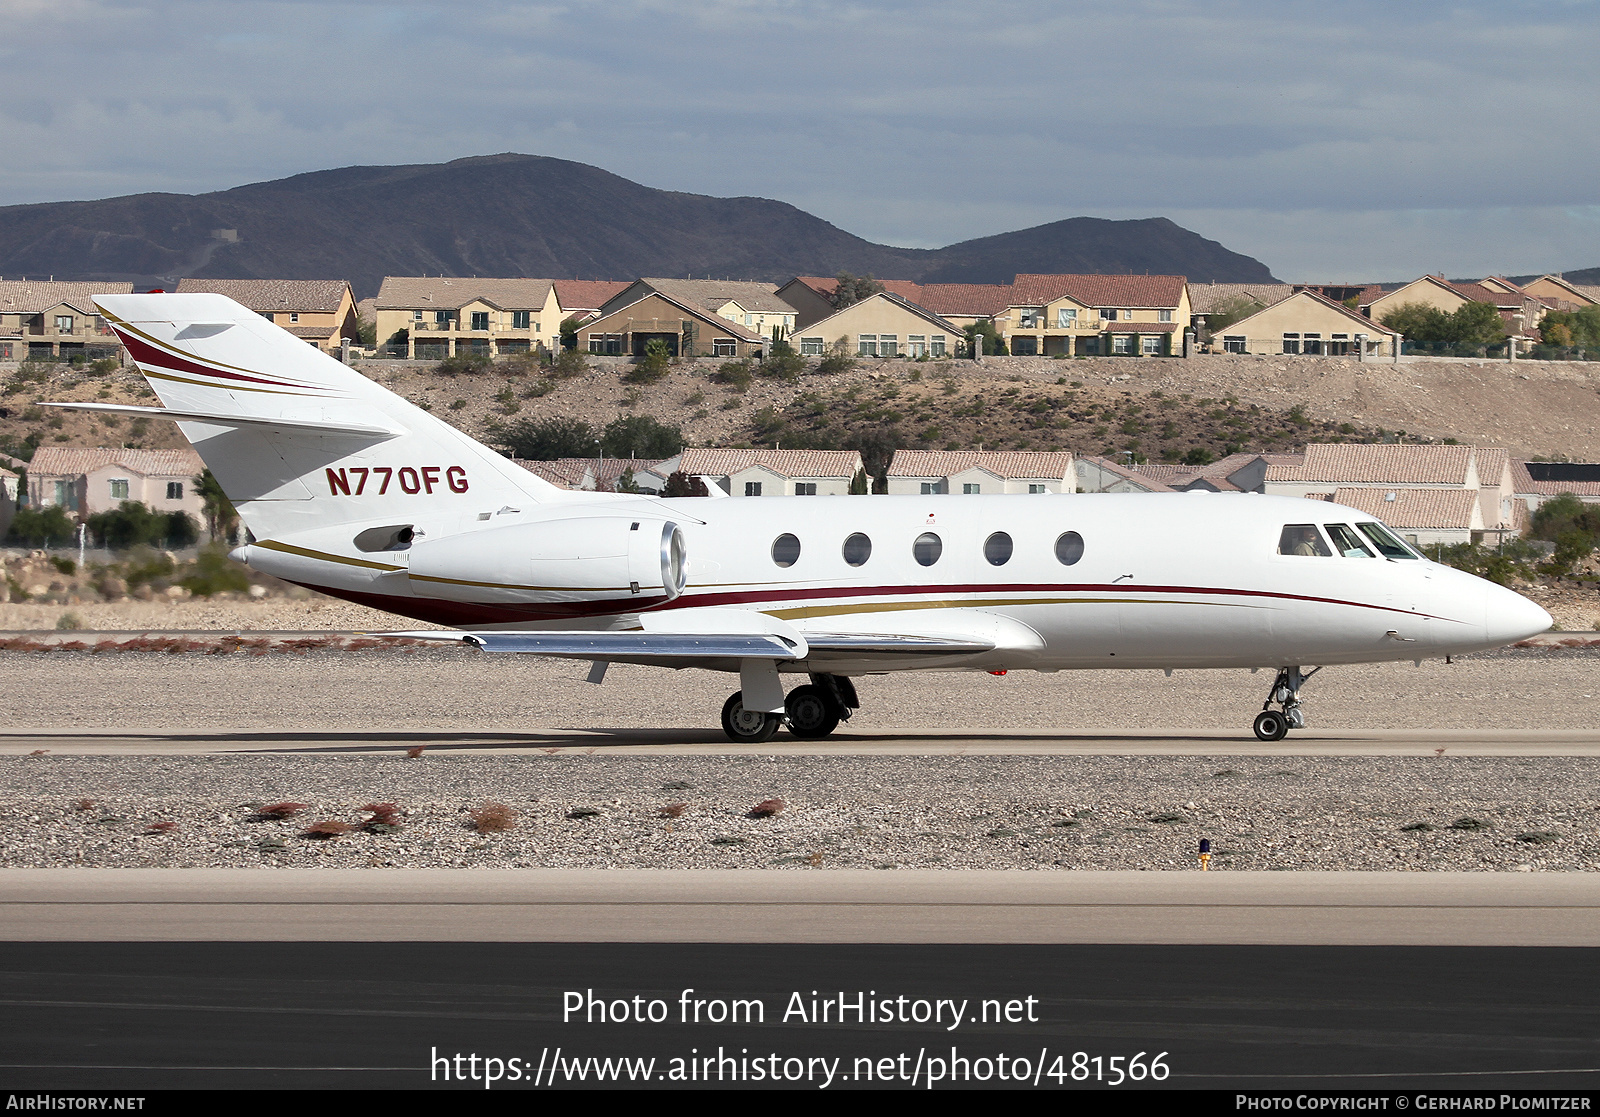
[1254,666,1319,741]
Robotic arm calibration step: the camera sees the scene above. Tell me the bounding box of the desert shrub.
[748,798,786,818]
[301,819,352,839]
[470,802,516,833]
[757,344,805,381]
[622,338,672,385]
[254,801,307,820]
[711,358,754,390]
[7,506,74,547]
[435,352,492,376]
[601,414,682,459]
[496,416,598,460]
[86,502,198,550]
[180,544,251,597]
[815,353,855,376]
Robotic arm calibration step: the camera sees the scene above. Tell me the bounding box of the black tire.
[1253,710,1289,742]
[721,691,781,743]
[784,684,841,739]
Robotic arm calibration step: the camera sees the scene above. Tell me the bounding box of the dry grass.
[748,798,786,819]
[144,821,178,834]
[659,802,687,819]
[405,746,426,759]
[26,749,47,757]
[300,819,352,839]
[73,798,97,812]
[361,802,403,832]
[470,802,517,833]
[255,801,307,820]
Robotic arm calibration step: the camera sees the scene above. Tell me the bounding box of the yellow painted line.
[253,540,403,573]
[408,574,634,593]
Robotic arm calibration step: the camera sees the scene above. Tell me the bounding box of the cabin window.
[1054,530,1084,565]
[1357,521,1419,559]
[842,533,872,567]
[771,533,801,567]
[1325,523,1375,557]
[1278,524,1332,556]
[984,531,1013,566]
[913,532,942,567]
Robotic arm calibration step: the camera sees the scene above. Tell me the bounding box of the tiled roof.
[800,292,962,337]
[1011,273,1188,309]
[174,279,351,312]
[886,450,1074,479]
[1510,459,1600,496]
[1474,448,1510,486]
[588,293,765,341]
[789,277,927,303]
[1188,283,1297,314]
[0,280,133,314]
[911,284,1015,316]
[1266,443,1474,485]
[1230,289,1399,336]
[1329,486,1480,529]
[375,277,554,311]
[1133,464,1242,491]
[28,447,203,478]
[552,280,632,314]
[513,459,584,488]
[677,448,862,479]
[636,279,795,315]
[283,324,339,340]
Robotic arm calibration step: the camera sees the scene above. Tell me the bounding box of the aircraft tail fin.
[89,293,570,540]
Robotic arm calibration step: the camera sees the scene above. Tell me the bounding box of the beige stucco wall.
[1367,280,1470,324]
[1218,294,1394,357]
[580,293,759,358]
[793,296,955,357]
[377,286,560,357]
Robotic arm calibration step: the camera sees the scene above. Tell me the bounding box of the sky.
[1,0,1596,282]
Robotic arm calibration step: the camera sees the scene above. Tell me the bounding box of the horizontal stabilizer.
[378,630,803,660]
[40,402,403,439]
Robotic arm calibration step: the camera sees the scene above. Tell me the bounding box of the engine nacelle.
[407,516,687,605]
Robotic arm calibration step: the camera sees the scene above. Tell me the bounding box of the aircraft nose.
[1484,583,1552,645]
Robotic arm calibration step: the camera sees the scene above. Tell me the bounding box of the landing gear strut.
[720,673,858,742]
[1253,666,1320,741]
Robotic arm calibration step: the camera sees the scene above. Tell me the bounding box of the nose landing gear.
[1253,666,1320,741]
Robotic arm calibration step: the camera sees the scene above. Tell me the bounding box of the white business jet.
[52,294,1551,742]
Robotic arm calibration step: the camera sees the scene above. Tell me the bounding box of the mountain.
[0,154,1278,297]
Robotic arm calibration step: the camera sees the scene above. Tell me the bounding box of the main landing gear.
[1253,666,1320,741]
[720,673,858,742]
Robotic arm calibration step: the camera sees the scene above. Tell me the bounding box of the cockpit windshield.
[1357,521,1419,559]
[1277,524,1332,556]
[1325,523,1376,557]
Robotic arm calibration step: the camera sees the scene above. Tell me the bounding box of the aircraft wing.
[378,629,994,666]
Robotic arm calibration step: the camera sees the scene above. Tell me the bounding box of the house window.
[53,481,71,507]
[1019,308,1041,328]
[512,311,531,330]
[920,482,942,495]
[1057,308,1078,328]
[1101,309,1118,321]
[1328,333,1351,357]
[413,310,423,321]
[1302,333,1323,356]
[930,336,946,356]
[435,310,452,326]
[55,315,73,332]
[166,481,183,501]
[1141,335,1163,355]
[589,334,622,355]
[712,338,737,357]
[1029,484,1046,494]
[858,334,878,357]
[1223,335,1247,353]
[470,312,490,331]
[1112,334,1136,354]
[908,335,926,357]
[745,481,763,496]
[1282,333,1301,355]
[1158,309,1173,323]
[1012,336,1038,356]
[109,479,129,500]
[289,312,300,323]
[794,482,817,496]
[800,337,823,355]
[262,311,276,321]
[744,313,753,328]
[963,483,981,494]
[879,335,898,357]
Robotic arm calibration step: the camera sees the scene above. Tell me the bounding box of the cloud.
[0,0,1595,276]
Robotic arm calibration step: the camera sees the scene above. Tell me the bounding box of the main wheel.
[1253,710,1289,742]
[721,691,781,743]
[784,684,841,739]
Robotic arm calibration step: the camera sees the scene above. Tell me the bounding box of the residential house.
[1517,275,1598,313]
[1210,290,1399,358]
[1314,487,1485,547]
[1510,460,1600,512]
[551,280,634,326]
[776,277,936,331]
[1074,456,1177,494]
[654,449,864,496]
[1132,452,1304,493]
[792,292,962,359]
[1264,443,1516,538]
[885,451,1075,495]
[374,277,562,359]
[513,457,667,494]
[0,280,133,363]
[996,274,1192,357]
[575,291,766,358]
[598,280,799,343]
[1189,282,1297,339]
[1365,275,1548,340]
[27,447,206,521]
[175,279,360,354]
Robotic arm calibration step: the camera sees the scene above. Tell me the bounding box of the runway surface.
[4,725,1600,756]
[3,869,1599,944]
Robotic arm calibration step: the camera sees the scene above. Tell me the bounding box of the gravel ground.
[2,753,1595,872]
[1,645,1594,872]
[0,643,1594,732]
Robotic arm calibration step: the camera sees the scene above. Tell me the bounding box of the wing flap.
[378,630,802,660]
